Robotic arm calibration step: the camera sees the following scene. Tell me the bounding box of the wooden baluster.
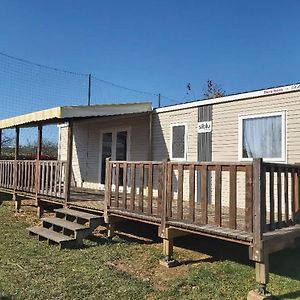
[277,168,282,228]
[157,164,164,214]
[115,163,120,208]
[121,163,127,209]
[229,165,237,229]
[189,164,195,223]
[201,165,208,225]
[130,163,136,211]
[245,165,253,232]
[177,164,183,220]
[284,169,289,224]
[53,162,57,196]
[45,163,50,195]
[215,165,222,226]
[166,163,173,218]
[138,164,144,212]
[41,163,45,195]
[58,162,62,197]
[147,163,153,214]
[269,167,275,231]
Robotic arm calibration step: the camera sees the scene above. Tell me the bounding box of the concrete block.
[247,290,272,300]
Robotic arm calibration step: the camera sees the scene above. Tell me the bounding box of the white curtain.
[243,115,282,158]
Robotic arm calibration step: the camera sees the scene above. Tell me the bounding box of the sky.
[1,0,300,112]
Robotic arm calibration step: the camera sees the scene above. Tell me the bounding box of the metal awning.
[0,102,152,129]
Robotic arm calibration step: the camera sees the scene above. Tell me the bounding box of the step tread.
[27,227,75,243]
[54,208,102,221]
[42,217,88,231]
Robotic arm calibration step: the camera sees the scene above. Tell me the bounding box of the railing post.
[252,158,266,262]
[104,157,112,223]
[64,120,73,205]
[250,158,272,297]
[160,161,169,238]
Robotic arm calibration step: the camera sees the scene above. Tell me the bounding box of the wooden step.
[27,226,75,249]
[42,217,88,232]
[54,208,102,221]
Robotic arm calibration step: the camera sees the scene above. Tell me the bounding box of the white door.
[100,130,129,185]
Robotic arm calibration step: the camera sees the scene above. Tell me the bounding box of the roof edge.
[155,82,300,113]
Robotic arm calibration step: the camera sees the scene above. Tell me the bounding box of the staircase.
[27,208,103,249]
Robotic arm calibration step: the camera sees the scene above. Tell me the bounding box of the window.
[239,111,286,162]
[170,124,187,160]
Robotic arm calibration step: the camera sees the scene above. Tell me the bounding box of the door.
[100,130,128,185]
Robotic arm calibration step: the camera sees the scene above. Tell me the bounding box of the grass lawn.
[0,200,299,300]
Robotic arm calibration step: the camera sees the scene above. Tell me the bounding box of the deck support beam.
[106,223,115,240]
[13,194,21,213]
[160,237,179,268]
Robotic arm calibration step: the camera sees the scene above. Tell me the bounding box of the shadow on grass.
[0,295,13,300]
[274,290,300,299]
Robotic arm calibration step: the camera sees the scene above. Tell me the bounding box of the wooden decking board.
[55,208,102,221]
[167,220,253,242]
[263,224,300,241]
[27,227,75,243]
[109,208,161,224]
[42,217,87,231]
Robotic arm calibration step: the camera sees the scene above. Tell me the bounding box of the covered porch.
[0,102,152,214]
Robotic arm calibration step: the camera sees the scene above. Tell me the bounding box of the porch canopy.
[0,102,152,206]
[0,102,152,129]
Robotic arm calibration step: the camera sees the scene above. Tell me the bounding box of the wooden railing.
[106,160,255,232]
[0,160,14,189]
[261,161,300,231]
[106,159,300,240]
[16,160,36,193]
[106,161,165,218]
[164,162,254,233]
[38,161,67,198]
[0,159,67,199]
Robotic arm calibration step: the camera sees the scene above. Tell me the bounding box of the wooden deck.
[0,158,300,296]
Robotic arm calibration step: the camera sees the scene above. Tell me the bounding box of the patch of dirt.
[110,244,213,291]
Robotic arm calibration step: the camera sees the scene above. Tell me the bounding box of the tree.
[203,79,225,99]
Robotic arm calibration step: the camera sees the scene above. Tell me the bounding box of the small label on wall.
[197,121,212,133]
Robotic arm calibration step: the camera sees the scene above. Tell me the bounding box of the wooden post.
[14,126,20,212]
[252,158,266,262]
[249,159,272,299]
[64,120,73,205]
[163,238,174,260]
[35,124,43,217]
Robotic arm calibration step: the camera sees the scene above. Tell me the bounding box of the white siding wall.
[152,107,198,161]
[212,90,300,163]
[59,114,150,189]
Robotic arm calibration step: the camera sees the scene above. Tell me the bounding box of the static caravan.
[1,83,300,298]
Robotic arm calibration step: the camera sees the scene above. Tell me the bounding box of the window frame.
[238,111,287,163]
[170,123,188,161]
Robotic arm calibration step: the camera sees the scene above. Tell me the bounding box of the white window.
[239,111,286,162]
[170,124,187,160]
